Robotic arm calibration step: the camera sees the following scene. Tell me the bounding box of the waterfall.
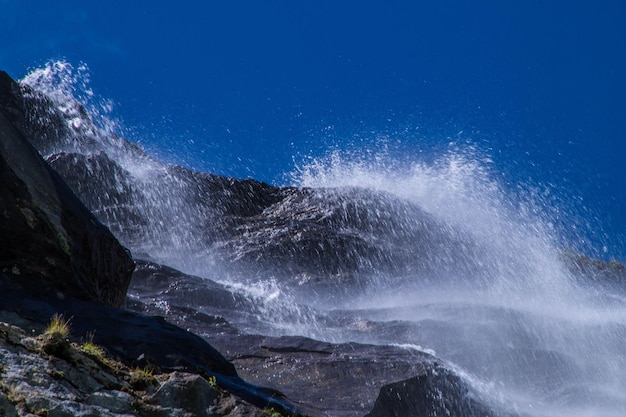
[21,60,626,417]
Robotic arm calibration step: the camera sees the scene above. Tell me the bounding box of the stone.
[84,390,134,414]
[365,366,516,417]
[0,392,18,417]
[147,372,220,415]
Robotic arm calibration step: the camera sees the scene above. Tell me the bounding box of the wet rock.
[364,366,516,417]
[210,334,438,417]
[563,252,626,290]
[3,69,480,294]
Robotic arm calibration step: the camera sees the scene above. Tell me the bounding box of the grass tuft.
[44,314,70,339]
[130,367,155,390]
[41,314,72,356]
[80,331,106,360]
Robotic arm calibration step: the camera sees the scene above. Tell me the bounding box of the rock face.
[0,71,308,416]
[0,71,134,307]
[6,79,486,299]
[128,260,519,417]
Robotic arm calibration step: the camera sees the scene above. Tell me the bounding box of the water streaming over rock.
[20,61,626,417]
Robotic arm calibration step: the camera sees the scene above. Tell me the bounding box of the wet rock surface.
[364,367,516,417]
[126,259,523,417]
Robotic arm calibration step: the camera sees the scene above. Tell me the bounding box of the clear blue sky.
[2,0,626,259]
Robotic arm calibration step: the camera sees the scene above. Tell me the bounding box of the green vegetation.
[48,370,65,380]
[263,408,283,417]
[41,314,71,356]
[80,331,106,361]
[44,314,70,339]
[56,233,71,255]
[130,367,155,390]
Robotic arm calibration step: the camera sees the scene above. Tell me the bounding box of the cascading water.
[20,61,626,417]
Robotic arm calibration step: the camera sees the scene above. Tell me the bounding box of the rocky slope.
[3,68,483,292]
[0,318,269,417]
[0,71,309,416]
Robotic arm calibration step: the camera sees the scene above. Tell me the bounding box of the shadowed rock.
[0,72,134,307]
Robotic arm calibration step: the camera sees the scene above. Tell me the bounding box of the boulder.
[0,76,134,306]
[365,366,517,417]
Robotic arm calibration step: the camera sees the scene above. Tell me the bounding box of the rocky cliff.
[0,71,134,307]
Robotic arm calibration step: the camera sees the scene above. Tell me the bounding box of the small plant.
[130,367,155,390]
[56,233,71,255]
[207,375,217,387]
[48,369,65,380]
[44,314,70,339]
[42,314,71,356]
[80,331,106,360]
[263,407,295,417]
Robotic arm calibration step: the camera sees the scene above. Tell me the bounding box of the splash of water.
[20,60,626,417]
[292,150,626,417]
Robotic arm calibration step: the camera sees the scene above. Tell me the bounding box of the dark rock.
[128,259,252,332]
[364,366,517,417]
[0,78,134,307]
[125,259,515,417]
[7,67,588,417]
[563,252,626,290]
[0,70,310,416]
[0,70,72,156]
[146,372,220,415]
[213,334,439,417]
[210,186,478,295]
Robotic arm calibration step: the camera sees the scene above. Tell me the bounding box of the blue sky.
[2,0,626,258]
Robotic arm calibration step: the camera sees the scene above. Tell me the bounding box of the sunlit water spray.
[292,150,626,416]
[21,61,626,417]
